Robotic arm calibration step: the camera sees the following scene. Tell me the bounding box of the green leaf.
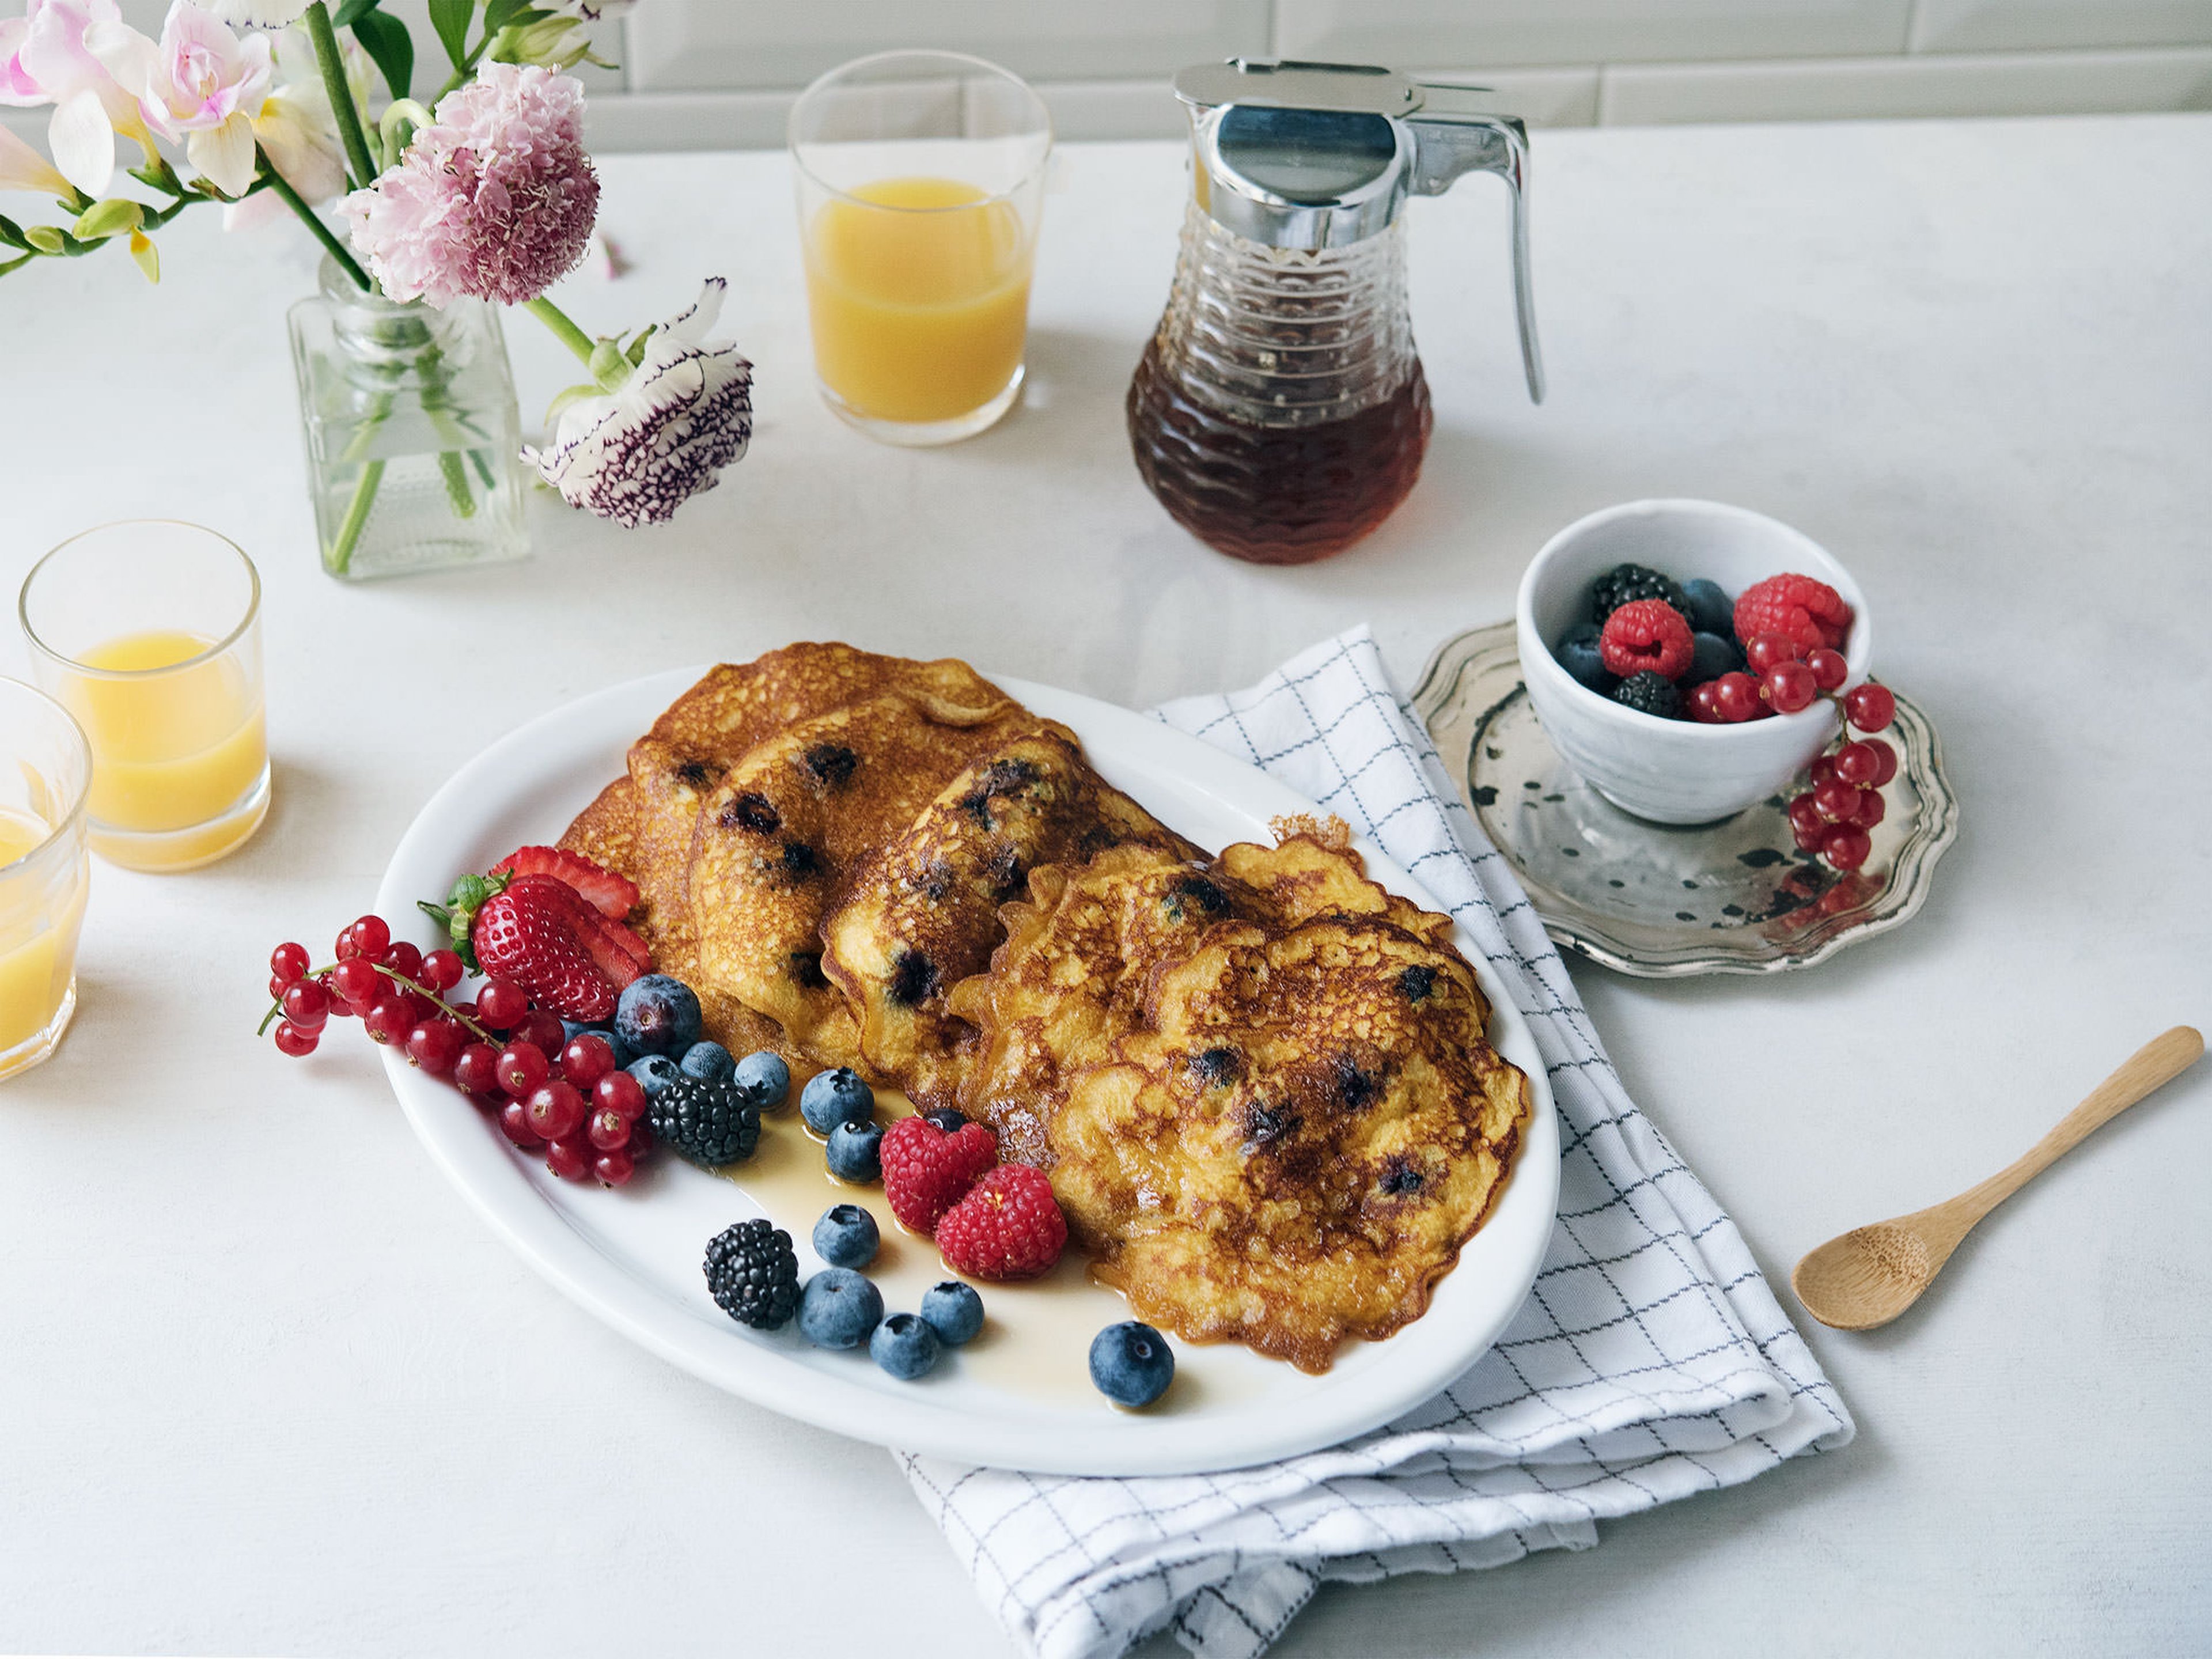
[484,0,547,31]
[0,214,25,251]
[351,10,413,102]
[329,0,382,24]
[427,0,474,70]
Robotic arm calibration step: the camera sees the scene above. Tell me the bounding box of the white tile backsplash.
[623,0,1270,93]
[1910,0,2212,54]
[1274,0,1913,69]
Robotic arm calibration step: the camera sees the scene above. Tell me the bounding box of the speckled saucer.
[1412,622,1959,976]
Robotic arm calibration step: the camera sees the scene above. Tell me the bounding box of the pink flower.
[88,2,271,196]
[342,62,599,308]
[1,0,152,196]
[527,279,755,528]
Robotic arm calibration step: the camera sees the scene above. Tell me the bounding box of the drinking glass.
[0,680,91,1081]
[790,50,1052,446]
[19,521,270,872]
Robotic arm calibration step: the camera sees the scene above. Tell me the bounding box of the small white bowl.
[1515,499,1872,824]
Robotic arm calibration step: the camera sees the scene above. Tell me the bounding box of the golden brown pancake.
[682,693,1039,1070]
[1050,914,1531,1373]
[821,727,1200,1111]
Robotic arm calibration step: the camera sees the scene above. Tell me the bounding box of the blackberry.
[1612,671,1682,719]
[651,1073,761,1166]
[1589,563,1685,625]
[704,1219,800,1330]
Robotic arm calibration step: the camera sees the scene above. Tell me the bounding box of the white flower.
[528,278,754,528]
[204,0,310,26]
[89,1,272,196]
[0,0,156,197]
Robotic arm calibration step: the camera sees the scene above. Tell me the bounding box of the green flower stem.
[327,457,385,577]
[260,150,370,290]
[305,2,380,194]
[438,450,477,518]
[524,296,597,365]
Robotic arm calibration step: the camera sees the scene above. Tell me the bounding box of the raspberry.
[1733,573,1852,655]
[1589,562,1685,624]
[1598,599,1694,681]
[935,1165,1067,1281]
[880,1115,998,1232]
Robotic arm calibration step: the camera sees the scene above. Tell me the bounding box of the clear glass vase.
[287,257,529,581]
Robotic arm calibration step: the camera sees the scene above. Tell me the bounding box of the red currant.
[454,1041,503,1096]
[1787,794,1828,851]
[593,1069,646,1123]
[317,974,355,1017]
[476,978,528,1031]
[421,949,464,993]
[1712,672,1762,724]
[273,1021,320,1057]
[587,1105,632,1151]
[268,973,291,1000]
[406,1021,467,1076]
[1744,632,1802,675]
[560,1034,616,1089]
[1861,736,1898,786]
[331,957,382,1010]
[527,1080,588,1141]
[498,1099,542,1149]
[513,1010,566,1059]
[364,998,414,1044]
[1823,825,1872,870]
[1762,661,1819,715]
[593,1149,635,1187]
[1808,754,1839,788]
[1805,649,1847,691]
[495,1041,550,1097]
[1687,680,1724,724]
[624,1120,654,1157]
[347,914,392,960]
[1812,778,1861,823]
[1843,683,1895,733]
[381,940,423,982]
[271,942,310,984]
[544,1138,590,1181]
[1849,789,1887,830]
[281,979,331,1031]
[1832,741,1879,787]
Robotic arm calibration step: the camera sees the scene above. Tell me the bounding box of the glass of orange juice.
[790,50,1052,446]
[0,679,92,1081]
[19,521,270,873]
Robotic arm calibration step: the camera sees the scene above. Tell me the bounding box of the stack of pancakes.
[562,644,1531,1370]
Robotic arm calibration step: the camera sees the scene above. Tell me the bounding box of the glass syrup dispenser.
[1128,60,1544,565]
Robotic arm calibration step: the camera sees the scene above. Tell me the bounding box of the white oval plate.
[375,669,1558,1476]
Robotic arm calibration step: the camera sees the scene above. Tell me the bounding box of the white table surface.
[3,113,2210,1658]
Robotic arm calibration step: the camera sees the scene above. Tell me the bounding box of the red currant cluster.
[263,912,653,1187]
[1688,632,1857,723]
[1783,683,1900,872]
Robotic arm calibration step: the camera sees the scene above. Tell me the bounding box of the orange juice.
[58,629,267,869]
[805,176,1032,423]
[0,809,85,1062]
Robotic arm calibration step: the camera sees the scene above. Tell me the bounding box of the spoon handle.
[1948,1025,2203,1230]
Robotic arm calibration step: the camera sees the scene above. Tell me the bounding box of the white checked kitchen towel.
[899,626,1854,1659]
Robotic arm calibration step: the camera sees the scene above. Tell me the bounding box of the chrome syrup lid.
[1173,59,1546,401]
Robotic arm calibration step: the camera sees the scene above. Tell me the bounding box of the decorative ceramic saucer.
[1412,622,1959,977]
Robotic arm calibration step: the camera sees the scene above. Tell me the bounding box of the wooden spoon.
[1792,1025,2204,1331]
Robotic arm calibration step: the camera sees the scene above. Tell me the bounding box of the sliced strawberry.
[471,874,619,1020]
[527,873,649,991]
[491,845,640,920]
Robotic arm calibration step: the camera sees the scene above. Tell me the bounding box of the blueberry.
[812,1202,880,1270]
[800,1066,873,1135]
[1689,630,1743,683]
[1679,577,1734,637]
[564,1020,636,1068]
[1089,1321,1175,1408]
[1554,622,1614,694]
[919,1281,984,1347]
[798,1268,882,1350]
[825,1118,884,1183]
[922,1107,967,1133]
[680,1040,736,1084]
[736,1050,790,1110]
[869,1312,943,1381]
[615,974,702,1056]
[626,1053,680,1101]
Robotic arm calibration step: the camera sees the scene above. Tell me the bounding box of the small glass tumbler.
[790,50,1052,446]
[0,680,92,1081]
[19,521,270,873]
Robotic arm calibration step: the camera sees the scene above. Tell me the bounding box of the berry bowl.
[1516,499,1872,824]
